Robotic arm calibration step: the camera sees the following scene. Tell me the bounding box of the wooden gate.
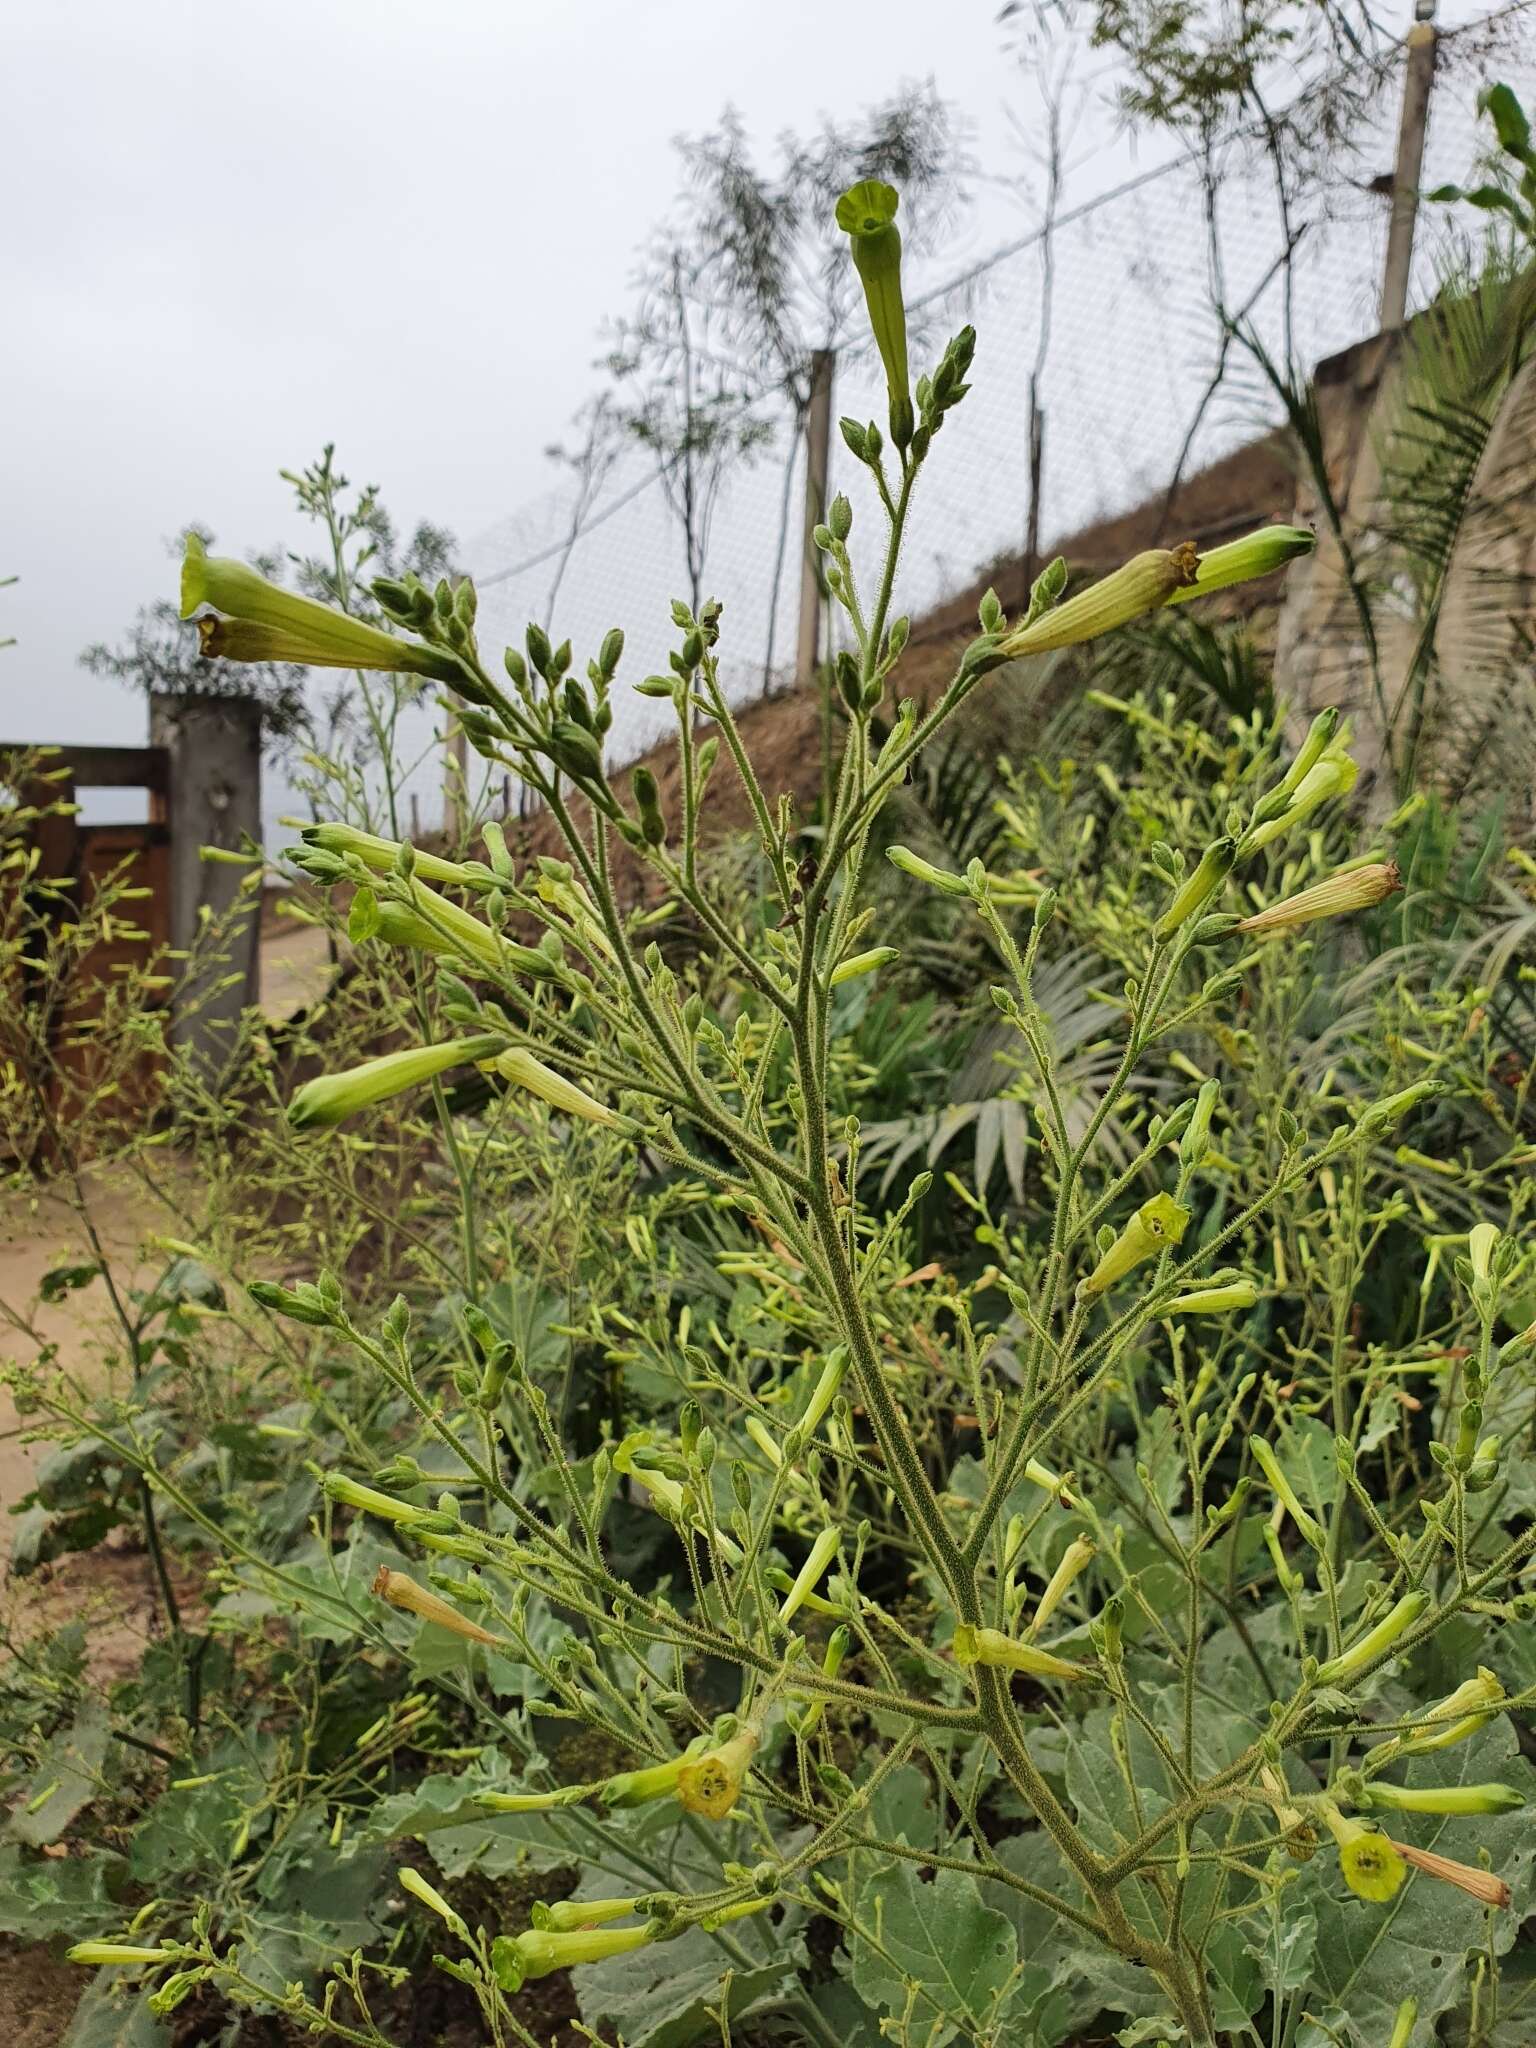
[4,743,173,1123]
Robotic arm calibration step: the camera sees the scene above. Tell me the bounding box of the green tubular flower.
[1164,524,1314,602]
[1248,1437,1325,1549]
[1023,1456,1077,1506]
[1246,730,1359,850]
[492,1922,655,1992]
[777,1526,840,1627]
[831,945,899,987]
[399,1867,468,1936]
[288,1033,507,1128]
[1080,1193,1191,1297]
[301,821,474,887]
[835,180,912,444]
[181,535,463,680]
[322,1473,457,1533]
[1237,861,1402,937]
[1356,1780,1524,1816]
[1321,1805,1407,1903]
[1392,1668,1505,1756]
[952,1622,1094,1682]
[885,844,969,896]
[1028,1535,1095,1639]
[1164,1280,1258,1316]
[533,1895,642,1933]
[796,1349,848,1443]
[1278,707,1341,794]
[1155,837,1235,938]
[677,1724,761,1819]
[483,1046,627,1130]
[999,545,1200,658]
[67,1943,179,1967]
[1313,1590,1431,1688]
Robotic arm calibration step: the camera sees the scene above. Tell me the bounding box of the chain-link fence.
[440,7,1535,825]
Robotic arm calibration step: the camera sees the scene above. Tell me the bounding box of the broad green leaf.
[853,1860,1017,2046]
[0,1844,124,1940]
[11,1700,110,1847]
[576,1923,802,2048]
[62,1976,169,2048]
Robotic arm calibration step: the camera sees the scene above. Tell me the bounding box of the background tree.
[597,84,970,690]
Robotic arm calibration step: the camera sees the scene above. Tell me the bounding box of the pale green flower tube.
[288,1034,507,1128]
[1356,1780,1524,1815]
[182,535,462,680]
[999,545,1200,657]
[777,1526,840,1626]
[1080,1193,1191,1297]
[952,1622,1094,1681]
[1313,1590,1431,1687]
[1164,524,1314,602]
[484,1047,627,1129]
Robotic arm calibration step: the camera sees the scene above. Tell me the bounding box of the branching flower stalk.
[60,176,1535,2048]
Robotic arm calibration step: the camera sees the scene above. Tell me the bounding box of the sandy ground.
[1,917,335,1643]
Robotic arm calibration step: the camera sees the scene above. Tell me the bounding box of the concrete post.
[149,692,262,1079]
[1380,4,1439,333]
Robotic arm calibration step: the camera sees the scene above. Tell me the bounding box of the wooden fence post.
[150,692,262,1080]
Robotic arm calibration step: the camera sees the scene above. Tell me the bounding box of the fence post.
[795,350,836,695]
[442,697,469,847]
[150,691,262,1081]
[1024,373,1046,594]
[1380,1,1439,333]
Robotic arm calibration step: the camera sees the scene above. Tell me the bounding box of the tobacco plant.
[57,180,1536,2048]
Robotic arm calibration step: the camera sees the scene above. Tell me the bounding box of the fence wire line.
[388,10,1535,829]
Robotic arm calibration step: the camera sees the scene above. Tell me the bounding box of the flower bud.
[1313,1590,1430,1687]
[999,545,1201,658]
[398,1866,468,1937]
[1357,1780,1523,1816]
[831,945,899,987]
[778,1526,841,1627]
[67,1943,179,1968]
[483,1047,627,1129]
[1249,1438,1325,1549]
[885,845,969,896]
[1156,838,1235,939]
[288,1033,507,1130]
[1164,1280,1258,1316]
[534,1894,643,1933]
[302,820,477,888]
[1275,707,1341,798]
[951,1622,1094,1682]
[1028,1535,1095,1639]
[1164,524,1314,604]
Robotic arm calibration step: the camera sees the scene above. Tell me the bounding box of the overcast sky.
[0,0,1501,808]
